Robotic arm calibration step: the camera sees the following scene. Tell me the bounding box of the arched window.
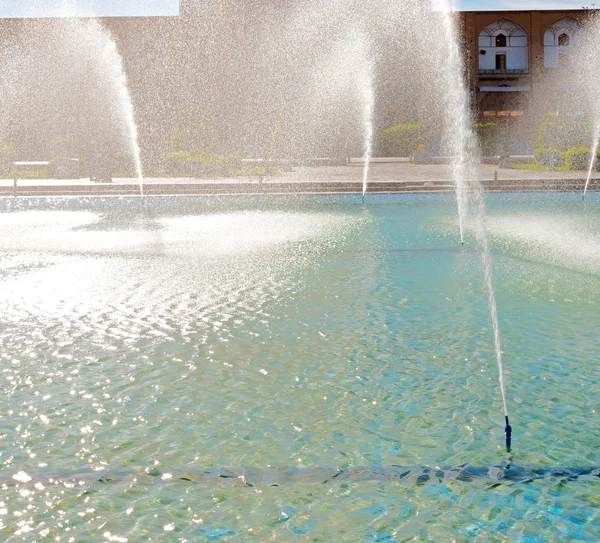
[544,18,580,68]
[478,20,528,73]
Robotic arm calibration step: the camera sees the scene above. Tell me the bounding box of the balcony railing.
[478,69,528,75]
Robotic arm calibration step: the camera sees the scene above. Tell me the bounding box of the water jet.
[0,1,598,540]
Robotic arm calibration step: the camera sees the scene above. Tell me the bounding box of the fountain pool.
[0,193,598,541]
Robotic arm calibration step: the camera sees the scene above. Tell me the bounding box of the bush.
[14,170,49,179]
[536,121,588,151]
[563,146,600,171]
[511,163,550,172]
[0,139,15,177]
[163,151,241,177]
[49,158,82,179]
[472,122,498,157]
[377,124,427,157]
[228,166,281,177]
[411,146,433,165]
[534,148,565,168]
[111,151,137,177]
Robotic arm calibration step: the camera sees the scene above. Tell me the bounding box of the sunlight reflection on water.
[0,195,598,541]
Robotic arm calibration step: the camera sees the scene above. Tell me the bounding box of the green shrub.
[0,139,15,177]
[511,163,549,172]
[228,166,281,177]
[472,122,498,156]
[536,121,588,151]
[563,146,600,171]
[377,124,427,157]
[111,151,136,177]
[166,151,226,165]
[163,150,241,177]
[48,158,82,179]
[14,170,49,179]
[534,148,566,168]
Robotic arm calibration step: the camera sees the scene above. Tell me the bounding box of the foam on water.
[487,213,600,275]
[0,210,362,256]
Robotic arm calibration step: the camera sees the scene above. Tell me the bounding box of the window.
[559,51,569,67]
[544,19,579,68]
[558,33,570,46]
[496,53,507,70]
[479,20,528,73]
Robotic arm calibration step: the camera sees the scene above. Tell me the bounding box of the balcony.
[478,69,528,75]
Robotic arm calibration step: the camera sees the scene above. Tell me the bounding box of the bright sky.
[0,0,592,17]
[458,0,593,9]
[0,0,180,18]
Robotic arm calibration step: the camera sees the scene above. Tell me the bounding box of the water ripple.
[0,198,598,541]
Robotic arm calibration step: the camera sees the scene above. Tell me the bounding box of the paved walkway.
[0,161,598,195]
[277,162,599,183]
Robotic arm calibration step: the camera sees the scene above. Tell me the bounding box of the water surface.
[0,193,599,541]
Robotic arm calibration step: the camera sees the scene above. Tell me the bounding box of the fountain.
[0,8,144,194]
[0,1,599,541]
[579,13,600,200]
[308,30,374,201]
[437,0,511,450]
[584,122,599,200]
[96,28,145,196]
[351,33,375,203]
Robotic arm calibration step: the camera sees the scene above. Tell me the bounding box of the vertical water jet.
[437,0,511,450]
[360,54,374,203]
[583,124,599,201]
[0,5,145,196]
[437,3,469,244]
[90,22,145,197]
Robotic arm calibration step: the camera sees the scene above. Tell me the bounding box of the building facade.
[460,9,597,151]
[0,6,597,160]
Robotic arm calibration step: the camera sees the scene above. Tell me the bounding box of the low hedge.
[511,163,550,172]
[0,140,15,177]
[563,146,600,171]
[229,166,281,177]
[536,120,588,151]
[472,122,498,157]
[377,124,427,157]
[12,170,49,179]
[534,146,600,171]
[163,151,241,177]
[534,148,565,168]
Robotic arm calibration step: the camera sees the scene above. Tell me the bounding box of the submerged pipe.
[4,464,599,489]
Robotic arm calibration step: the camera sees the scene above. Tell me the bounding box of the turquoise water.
[0,193,598,541]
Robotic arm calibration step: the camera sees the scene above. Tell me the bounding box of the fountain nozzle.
[505,415,512,452]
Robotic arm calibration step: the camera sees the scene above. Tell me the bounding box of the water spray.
[439,0,512,453]
[94,23,145,197]
[583,129,599,201]
[358,35,374,205]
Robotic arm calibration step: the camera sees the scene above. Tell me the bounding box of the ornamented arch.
[544,17,581,68]
[544,17,581,46]
[478,19,528,73]
[479,19,528,45]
